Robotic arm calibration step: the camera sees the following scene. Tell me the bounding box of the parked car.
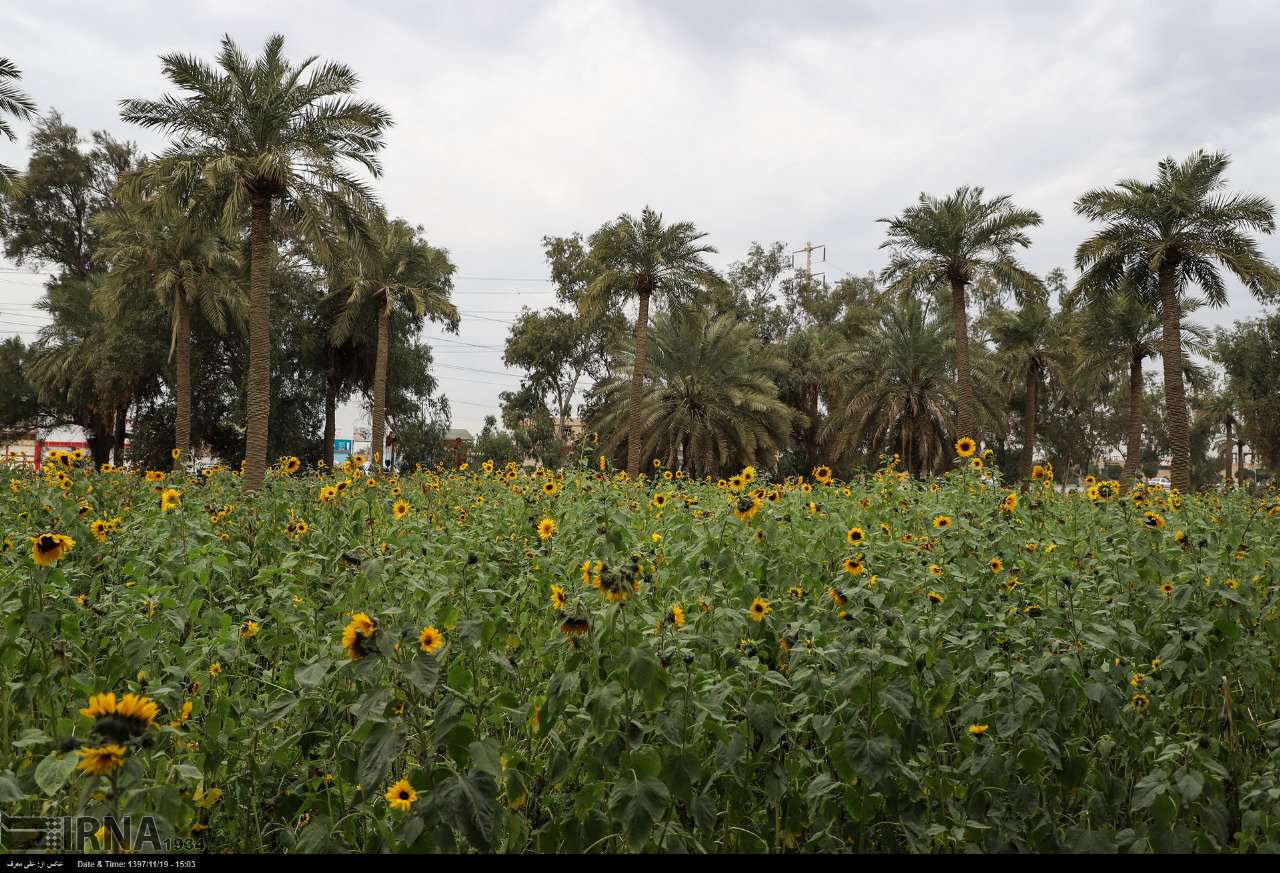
[1147,476,1171,489]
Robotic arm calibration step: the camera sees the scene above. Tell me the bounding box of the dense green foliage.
[3,453,1280,852]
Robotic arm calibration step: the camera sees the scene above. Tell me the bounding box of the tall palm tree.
[121,34,392,489]
[1075,292,1209,488]
[583,207,720,478]
[1074,151,1280,492]
[0,58,36,188]
[879,187,1043,445]
[96,182,240,466]
[331,213,458,466]
[588,308,795,476]
[986,288,1075,482]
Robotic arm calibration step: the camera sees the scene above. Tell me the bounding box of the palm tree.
[0,57,36,188]
[879,187,1043,445]
[1074,151,1280,492]
[121,34,392,489]
[587,308,795,476]
[824,296,1002,476]
[331,213,458,467]
[986,286,1075,482]
[96,182,240,466]
[583,207,720,478]
[1076,292,1209,488]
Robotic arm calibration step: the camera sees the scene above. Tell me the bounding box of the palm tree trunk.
[243,194,274,491]
[1223,419,1233,488]
[1120,352,1145,489]
[1020,362,1039,482]
[949,278,976,445]
[626,289,651,479]
[1158,264,1191,492]
[112,399,129,466]
[323,349,337,469]
[371,301,390,471]
[173,284,192,469]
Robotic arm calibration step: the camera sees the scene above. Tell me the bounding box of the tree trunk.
[112,399,129,466]
[1019,361,1039,483]
[371,300,390,471]
[323,349,337,469]
[1158,263,1191,492]
[243,194,274,491]
[1120,351,1145,489]
[1223,418,1233,488]
[173,284,191,470]
[626,289,651,479]
[949,278,977,445]
[87,412,112,469]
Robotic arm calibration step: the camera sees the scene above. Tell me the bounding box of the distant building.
[445,429,473,466]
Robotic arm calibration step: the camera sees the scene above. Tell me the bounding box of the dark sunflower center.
[37,535,59,552]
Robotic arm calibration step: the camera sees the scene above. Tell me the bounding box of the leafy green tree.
[504,307,600,442]
[879,187,1044,446]
[1216,312,1280,475]
[985,271,1076,481]
[1075,291,1209,487]
[583,207,720,478]
[824,296,998,476]
[0,57,36,188]
[0,337,39,443]
[588,308,794,475]
[122,34,393,489]
[473,415,521,469]
[1074,150,1280,492]
[96,181,240,465]
[331,212,457,466]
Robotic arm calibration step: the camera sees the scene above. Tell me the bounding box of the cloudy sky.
[3,0,1280,434]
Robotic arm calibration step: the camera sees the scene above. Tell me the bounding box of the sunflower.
[727,475,746,492]
[90,519,111,542]
[80,692,158,741]
[319,485,338,502]
[392,499,410,520]
[651,492,668,510]
[144,470,165,483]
[78,744,127,776]
[1130,692,1150,713]
[542,480,560,496]
[747,596,771,622]
[160,488,182,512]
[734,495,763,523]
[342,612,378,660]
[927,590,944,605]
[812,465,833,486]
[1023,603,1042,617]
[989,558,1004,574]
[929,564,943,577]
[967,724,989,735]
[932,515,953,530]
[841,557,865,577]
[31,532,75,567]
[1159,582,1174,597]
[668,604,685,628]
[240,620,260,639]
[418,625,444,654]
[1000,492,1018,513]
[560,616,590,636]
[1142,511,1165,529]
[970,457,984,470]
[955,437,977,458]
[846,527,866,546]
[385,779,418,812]
[788,585,806,600]
[550,584,567,611]
[482,459,495,474]
[537,517,557,540]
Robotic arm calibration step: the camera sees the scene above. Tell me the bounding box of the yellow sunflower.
[392,499,410,520]
[550,584,567,611]
[846,527,866,546]
[932,515,953,530]
[418,625,444,654]
[537,517,557,540]
[385,779,418,812]
[160,488,182,512]
[955,437,977,458]
[78,744,127,776]
[747,596,771,622]
[31,532,75,567]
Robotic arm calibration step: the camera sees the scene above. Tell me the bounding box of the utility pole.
[791,241,826,288]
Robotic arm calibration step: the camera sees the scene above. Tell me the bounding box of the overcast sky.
[3,1,1280,434]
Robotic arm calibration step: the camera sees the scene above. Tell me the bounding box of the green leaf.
[357,722,406,793]
[440,771,499,849]
[609,774,669,850]
[402,654,440,695]
[34,751,79,796]
[295,659,333,689]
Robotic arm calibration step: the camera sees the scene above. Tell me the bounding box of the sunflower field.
[3,447,1280,853]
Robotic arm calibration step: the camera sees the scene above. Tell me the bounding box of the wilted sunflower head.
[31,532,75,567]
